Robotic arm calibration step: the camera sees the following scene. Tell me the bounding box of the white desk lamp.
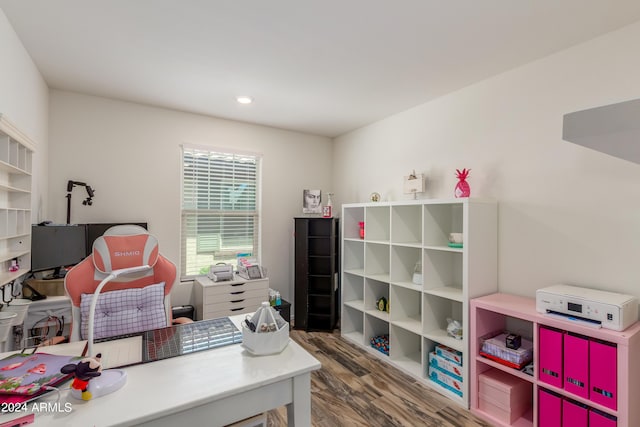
[71,265,151,400]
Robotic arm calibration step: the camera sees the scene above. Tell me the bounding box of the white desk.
[1,315,321,426]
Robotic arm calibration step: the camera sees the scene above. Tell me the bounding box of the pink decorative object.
[455,169,471,198]
[358,222,365,239]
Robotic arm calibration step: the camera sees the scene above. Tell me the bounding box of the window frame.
[180,144,262,280]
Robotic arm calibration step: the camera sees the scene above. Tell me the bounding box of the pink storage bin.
[539,326,563,388]
[562,399,588,427]
[478,369,532,424]
[589,408,617,427]
[589,339,617,410]
[563,332,589,398]
[538,388,562,427]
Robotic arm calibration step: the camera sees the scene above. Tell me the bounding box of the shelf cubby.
[342,305,364,345]
[423,293,464,351]
[308,254,333,275]
[423,202,463,247]
[342,205,364,240]
[390,244,422,291]
[422,248,463,295]
[364,205,390,243]
[342,272,364,310]
[391,204,422,245]
[364,278,389,322]
[342,239,364,275]
[389,284,421,335]
[308,236,331,256]
[390,324,422,377]
[423,335,466,404]
[364,242,390,282]
[365,313,390,356]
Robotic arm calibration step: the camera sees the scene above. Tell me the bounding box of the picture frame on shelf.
[302,189,322,214]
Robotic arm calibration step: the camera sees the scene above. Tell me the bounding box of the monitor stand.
[43,267,66,280]
[22,283,47,301]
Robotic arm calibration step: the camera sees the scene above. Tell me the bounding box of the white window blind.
[181,145,260,278]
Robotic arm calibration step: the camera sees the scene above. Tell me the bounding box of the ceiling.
[2,1,640,138]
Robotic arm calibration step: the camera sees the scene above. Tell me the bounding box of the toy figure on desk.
[61,353,103,400]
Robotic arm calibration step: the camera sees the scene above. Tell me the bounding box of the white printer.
[536,284,639,331]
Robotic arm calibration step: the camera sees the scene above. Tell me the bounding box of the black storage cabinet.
[294,217,340,331]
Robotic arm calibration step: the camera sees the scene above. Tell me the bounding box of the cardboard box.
[428,351,463,381]
[428,366,463,397]
[478,369,532,424]
[435,344,463,366]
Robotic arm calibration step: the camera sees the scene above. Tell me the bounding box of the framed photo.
[302,189,322,214]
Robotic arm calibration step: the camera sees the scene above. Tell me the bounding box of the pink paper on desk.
[0,352,79,403]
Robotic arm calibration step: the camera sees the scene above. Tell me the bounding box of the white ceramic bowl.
[449,233,463,244]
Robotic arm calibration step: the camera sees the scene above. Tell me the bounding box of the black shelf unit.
[294,217,340,331]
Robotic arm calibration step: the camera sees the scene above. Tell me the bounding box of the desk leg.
[287,372,312,426]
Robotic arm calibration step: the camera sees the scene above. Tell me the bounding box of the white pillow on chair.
[79,282,168,340]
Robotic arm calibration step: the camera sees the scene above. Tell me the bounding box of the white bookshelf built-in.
[0,115,34,288]
[341,198,497,407]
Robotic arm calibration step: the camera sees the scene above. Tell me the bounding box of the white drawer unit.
[194,276,269,320]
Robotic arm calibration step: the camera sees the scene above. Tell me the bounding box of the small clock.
[370,192,381,202]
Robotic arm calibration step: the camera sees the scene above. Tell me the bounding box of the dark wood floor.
[266,329,491,427]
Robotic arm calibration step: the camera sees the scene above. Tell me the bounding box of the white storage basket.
[242,302,289,356]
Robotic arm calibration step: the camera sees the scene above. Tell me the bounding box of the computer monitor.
[84,223,148,256]
[31,225,88,279]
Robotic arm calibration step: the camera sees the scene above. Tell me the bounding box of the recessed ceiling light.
[236,96,253,104]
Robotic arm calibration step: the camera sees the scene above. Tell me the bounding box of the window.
[181,145,260,278]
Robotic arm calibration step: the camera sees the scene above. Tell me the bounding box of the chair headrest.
[92,225,159,273]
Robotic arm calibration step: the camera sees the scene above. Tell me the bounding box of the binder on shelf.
[538,388,562,427]
[563,332,589,398]
[539,326,563,388]
[589,338,617,410]
[562,399,588,427]
[589,408,617,427]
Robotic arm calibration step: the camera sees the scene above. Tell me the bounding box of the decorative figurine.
[61,353,103,400]
[454,168,471,198]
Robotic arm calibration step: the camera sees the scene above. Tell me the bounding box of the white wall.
[48,91,333,306]
[334,21,640,300]
[6,2,640,308]
[0,9,49,223]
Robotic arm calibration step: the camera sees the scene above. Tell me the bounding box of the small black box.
[506,333,521,350]
[274,299,291,323]
[172,305,195,320]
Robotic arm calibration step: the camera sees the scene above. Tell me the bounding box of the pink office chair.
[64,224,188,344]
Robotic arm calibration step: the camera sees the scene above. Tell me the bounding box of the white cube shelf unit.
[0,115,34,288]
[341,198,497,407]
